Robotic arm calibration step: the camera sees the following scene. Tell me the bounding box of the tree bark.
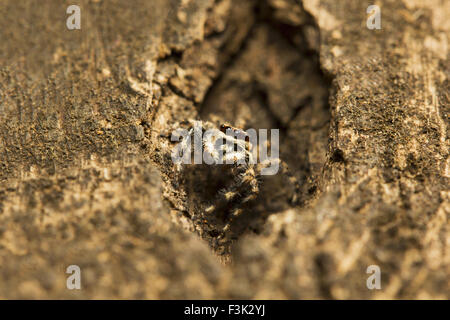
[0,0,448,298]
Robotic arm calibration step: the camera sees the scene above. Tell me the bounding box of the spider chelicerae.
[169,119,300,240]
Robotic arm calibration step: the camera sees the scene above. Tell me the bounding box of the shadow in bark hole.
[181,2,332,255]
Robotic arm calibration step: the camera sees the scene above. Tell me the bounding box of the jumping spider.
[169,119,300,240]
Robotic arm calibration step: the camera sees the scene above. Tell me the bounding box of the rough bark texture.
[0,0,448,299]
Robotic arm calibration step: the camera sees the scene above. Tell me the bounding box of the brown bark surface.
[0,0,448,298]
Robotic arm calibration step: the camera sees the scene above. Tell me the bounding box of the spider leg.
[204,183,241,215]
[204,164,260,242]
[204,164,249,214]
[214,164,260,240]
[205,148,254,214]
[237,164,259,203]
[218,207,244,240]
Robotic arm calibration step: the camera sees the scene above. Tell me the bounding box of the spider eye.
[220,124,230,133]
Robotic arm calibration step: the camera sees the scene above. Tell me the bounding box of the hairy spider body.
[170,119,300,240]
